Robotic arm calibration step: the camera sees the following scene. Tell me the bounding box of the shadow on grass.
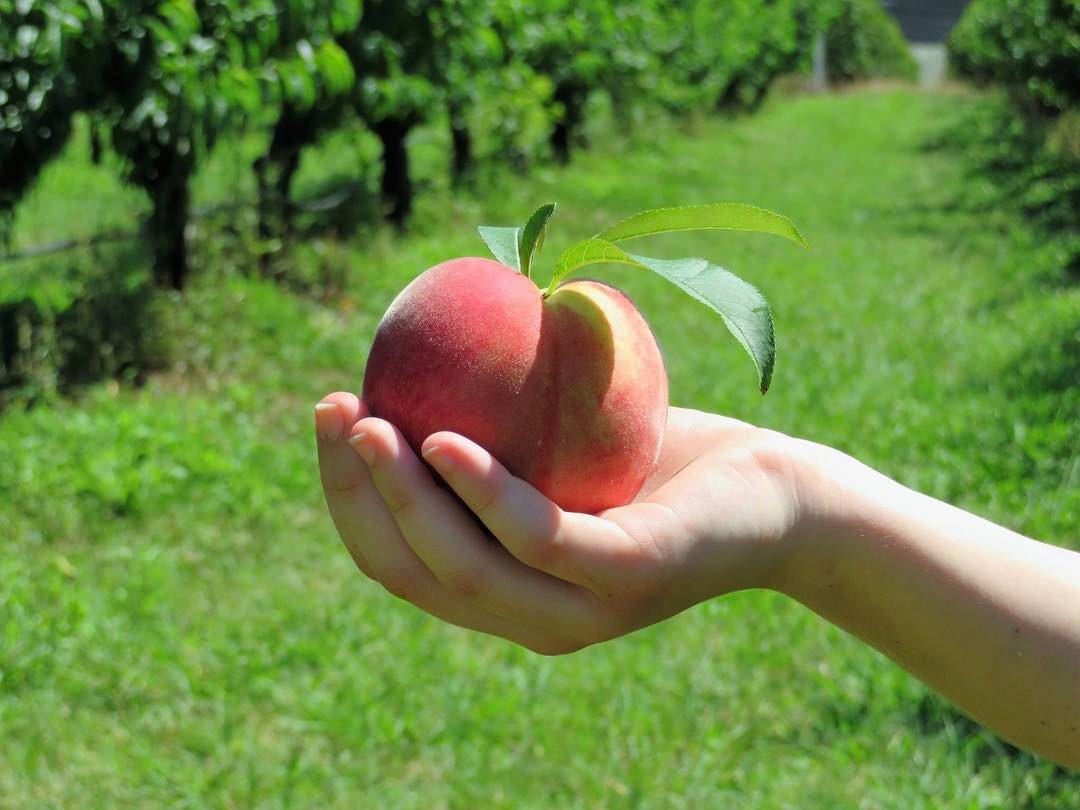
[919,96,1080,283]
[910,694,1079,785]
[0,242,172,410]
[290,174,381,242]
[1002,322,1080,397]
[191,172,383,302]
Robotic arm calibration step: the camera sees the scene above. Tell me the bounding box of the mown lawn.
[2,89,1078,808]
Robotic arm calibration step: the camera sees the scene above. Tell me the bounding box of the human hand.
[315,392,815,654]
[316,390,1080,764]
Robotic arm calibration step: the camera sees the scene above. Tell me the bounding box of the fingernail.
[422,444,454,474]
[314,402,342,442]
[349,432,376,466]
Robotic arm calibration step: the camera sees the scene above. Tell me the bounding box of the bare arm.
[781,449,1080,767]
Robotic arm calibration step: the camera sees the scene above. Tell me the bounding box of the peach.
[362,257,668,514]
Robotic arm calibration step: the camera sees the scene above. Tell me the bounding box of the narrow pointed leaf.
[518,203,556,278]
[549,238,775,393]
[477,225,521,271]
[550,238,637,290]
[628,252,775,393]
[598,203,808,249]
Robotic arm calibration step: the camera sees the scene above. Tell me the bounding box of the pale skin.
[314,393,1080,769]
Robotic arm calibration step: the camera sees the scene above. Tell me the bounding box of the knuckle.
[377,567,423,604]
[442,568,489,602]
[750,431,796,466]
[513,510,565,569]
[347,549,375,579]
[323,475,367,496]
[470,483,500,518]
[380,487,412,518]
[519,531,562,570]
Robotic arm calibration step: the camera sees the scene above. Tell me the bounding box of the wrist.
[766,438,911,602]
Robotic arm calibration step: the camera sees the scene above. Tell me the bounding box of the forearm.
[780,447,1080,768]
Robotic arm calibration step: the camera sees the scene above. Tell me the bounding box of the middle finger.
[349,417,601,636]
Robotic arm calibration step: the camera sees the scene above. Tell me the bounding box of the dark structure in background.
[881,0,971,43]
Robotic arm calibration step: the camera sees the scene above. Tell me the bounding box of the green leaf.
[477,225,520,271]
[517,203,556,278]
[631,252,775,393]
[549,238,633,290]
[549,238,775,393]
[477,203,555,274]
[314,40,355,96]
[598,203,809,249]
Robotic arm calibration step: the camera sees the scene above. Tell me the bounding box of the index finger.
[421,432,656,591]
[315,392,373,574]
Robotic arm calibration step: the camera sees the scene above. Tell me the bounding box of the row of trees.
[947,0,1079,277]
[948,0,1080,117]
[1,0,914,292]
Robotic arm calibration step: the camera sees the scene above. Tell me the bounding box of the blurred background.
[1,1,1078,806]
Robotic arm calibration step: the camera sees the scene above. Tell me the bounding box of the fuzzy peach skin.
[362,257,668,514]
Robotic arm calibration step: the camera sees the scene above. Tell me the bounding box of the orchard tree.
[949,0,1080,115]
[0,0,276,287]
[648,1,821,118]
[495,0,656,164]
[100,0,278,290]
[0,0,112,241]
[429,0,501,185]
[349,0,442,227]
[496,0,611,164]
[253,1,358,274]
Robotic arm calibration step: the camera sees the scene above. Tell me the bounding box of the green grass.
[2,89,1079,808]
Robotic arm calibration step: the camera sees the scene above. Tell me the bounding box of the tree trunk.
[254,155,273,276]
[254,140,301,279]
[149,172,189,291]
[550,117,571,165]
[449,101,473,186]
[146,147,193,293]
[374,117,413,228]
[550,84,585,164]
[89,119,104,166]
[275,150,299,235]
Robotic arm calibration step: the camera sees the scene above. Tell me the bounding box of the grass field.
[2,88,1079,808]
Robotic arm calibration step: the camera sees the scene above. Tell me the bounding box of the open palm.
[316,394,803,654]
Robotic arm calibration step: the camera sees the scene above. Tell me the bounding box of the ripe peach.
[362,257,668,514]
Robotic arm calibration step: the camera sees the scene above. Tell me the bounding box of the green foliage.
[648,0,816,116]
[949,0,1080,115]
[477,202,556,277]
[433,1,555,178]
[1,0,923,261]
[495,0,660,161]
[710,0,811,112]
[648,1,764,114]
[463,67,555,172]
[823,0,919,84]
[251,2,361,277]
[0,0,361,285]
[0,243,172,407]
[946,0,1079,274]
[0,0,112,236]
[927,94,1080,276]
[102,0,277,289]
[597,203,807,246]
